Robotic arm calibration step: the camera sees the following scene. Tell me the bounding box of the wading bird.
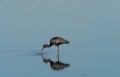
[41,36,70,52]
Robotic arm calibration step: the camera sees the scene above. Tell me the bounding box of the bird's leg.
[57,52,59,62]
[57,46,59,52]
[56,46,59,58]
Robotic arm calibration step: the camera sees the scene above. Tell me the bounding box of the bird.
[41,36,70,52]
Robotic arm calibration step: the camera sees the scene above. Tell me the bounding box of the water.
[0,0,120,77]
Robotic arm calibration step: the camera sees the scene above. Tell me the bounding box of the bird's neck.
[45,43,52,48]
[49,43,53,47]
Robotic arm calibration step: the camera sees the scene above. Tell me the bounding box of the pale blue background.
[0,0,120,77]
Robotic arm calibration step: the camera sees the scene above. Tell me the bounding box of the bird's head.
[41,44,50,51]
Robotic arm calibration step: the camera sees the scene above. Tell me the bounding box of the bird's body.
[41,36,69,52]
[50,37,69,46]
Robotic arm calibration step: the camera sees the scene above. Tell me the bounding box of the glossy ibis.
[41,36,70,52]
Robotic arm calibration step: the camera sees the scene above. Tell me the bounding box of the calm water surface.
[0,0,120,77]
[0,40,119,77]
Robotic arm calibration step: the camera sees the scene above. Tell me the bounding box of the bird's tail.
[66,41,70,44]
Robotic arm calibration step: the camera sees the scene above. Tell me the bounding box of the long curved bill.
[41,47,44,51]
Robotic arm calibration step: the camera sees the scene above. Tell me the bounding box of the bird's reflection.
[41,53,70,71]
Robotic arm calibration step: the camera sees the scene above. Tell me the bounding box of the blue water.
[0,0,120,77]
